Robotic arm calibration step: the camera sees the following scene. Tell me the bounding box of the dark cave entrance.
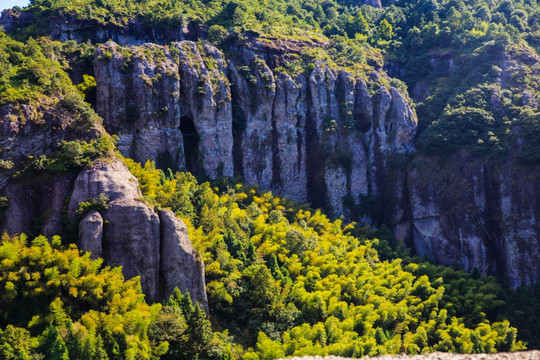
[180,116,200,175]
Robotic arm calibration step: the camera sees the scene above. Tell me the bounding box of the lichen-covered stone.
[68,159,207,304]
[95,42,183,168]
[159,209,208,307]
[78,210,103,259]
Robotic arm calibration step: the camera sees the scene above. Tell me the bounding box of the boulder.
[78,210,103,259]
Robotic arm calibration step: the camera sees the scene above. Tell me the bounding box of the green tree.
[377,19,393,40]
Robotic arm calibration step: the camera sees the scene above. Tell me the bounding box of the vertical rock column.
[337,71,369,205]
[174,41,234,178]
[68,160,162,301]
[159,209,208,309]
[68,159,208,305]
[94,41,183,167]
[499,165,540,287]
[230,59,276,188]
[272,73,308,202]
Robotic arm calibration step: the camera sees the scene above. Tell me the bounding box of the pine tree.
[187,304,212,358]
[50,334,69,360]
[103,329,122,360]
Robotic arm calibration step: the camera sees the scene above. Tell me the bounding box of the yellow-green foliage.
[0,32,72,105]
[124,159,525,358]
[0,233,167,359]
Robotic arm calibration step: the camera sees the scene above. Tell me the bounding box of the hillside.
[2,0,540,359]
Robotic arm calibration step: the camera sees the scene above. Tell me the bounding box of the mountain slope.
[1,0,540,357]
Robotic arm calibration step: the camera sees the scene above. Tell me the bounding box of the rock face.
[95,41,234,178]
[67,159,208,304]
[390,153,540,288]
[1,175,75,237]
[0,100,102,237]
[0,90,207,307]
[68,160,162,301]
[95,43,417,217]
[94,42,184,169]
[0,10,202,45]
[1,158,208,306]
[363,0,382,8]
[174,41,234,178]
[159,210,207,310]
[92,39,540,288]
[78,211,103,259]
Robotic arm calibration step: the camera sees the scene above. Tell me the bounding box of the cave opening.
[180,116,200,175]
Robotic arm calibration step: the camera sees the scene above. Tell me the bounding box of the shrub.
[208,25,228,45]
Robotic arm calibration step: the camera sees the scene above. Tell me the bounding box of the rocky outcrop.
[0,9,33,34]
[68,160,162,301]
[229,60,276,189]
[0,100,102,237]
[0,157,207,306]
[0,102,103,170]
[95,41,234,178]
[94,42,417,217]
[174,41,234,178]
[363,0,382,8]
[159,209,207,310]
[272,73,308,201]
[391,153,540,288]
[68,159,208,304]
[0,10,202,45]
[0,80,207,307]
[94,42,184,169]
[78,211,103,259]
[1,175,75,237]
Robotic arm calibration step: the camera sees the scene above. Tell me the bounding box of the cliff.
[389,153,540,288]
[91,39,540,288]
[4,6,540,292]
[0,99,207,306]
[93,40,417,216]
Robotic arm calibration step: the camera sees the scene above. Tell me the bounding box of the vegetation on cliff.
[3,0,540,358]
[6,0,540,162]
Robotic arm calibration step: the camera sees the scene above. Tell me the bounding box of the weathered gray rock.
[105,199,162,301]
[0,102,103,173]
[1,175,75,237]
[68,159,208,304]
[394,153,540,288]
[230,60,276,188]
[174,41,234,178]
[68,160,142,217]
[363,0,382,8]
[159,210,207,307]
[404,155,494,275]
[93,43,418,218]
[69,159,161,300]
[271,73,307,201]
[498,163,540,287]
[78,210,103,258]
[95,42,183,168]
[95,41,234,178]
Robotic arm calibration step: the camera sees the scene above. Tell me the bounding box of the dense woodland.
[3,0,540,358]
